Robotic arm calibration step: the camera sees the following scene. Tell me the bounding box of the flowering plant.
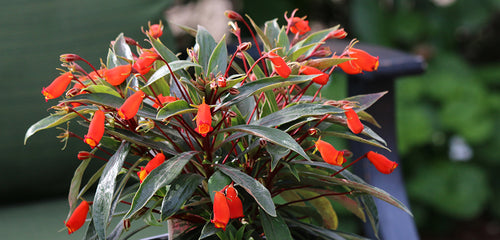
[26,9,411,240]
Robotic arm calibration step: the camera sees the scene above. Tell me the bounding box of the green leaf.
[265,144,290,171]
[295,189,338,230]
[24,107,97,144]
[359,195,379,239]
[207,35,228,76]
[196,26,217,73]
[259,208,293,240]
[157,99,197,120]
[125,151,198,218]
[253,103,343,127]
[150,37,180,62]
[217,75,314,111]
[93,141,130,240]
[287,219,371,240]
[106,129,177,155]
[207,170,232,201]
[308,188,366,222]
[289,26,340,57]
[67,157,92,218]
[84,85,122,98]
[199,221,220,239]
[305,57,353,70]
[288,42,320,62]
[161,173,204,220]
[247,15,271,51]
[216,164,276,217]
[276,27,290,54]
[62,93,158,119]
[264,19,280,50]
[321,131,390,151]
[242,52,266,79]
[145,60,201,88]
[344,91,387,112]
[220,125,309,161]
[111,33,133,66]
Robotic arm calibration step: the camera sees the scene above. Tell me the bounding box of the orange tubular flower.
[337,60,363,75]
[148,23,163,39]
[289,17,311,35]
[137,153,165,182]
[268,52,291,78]
[299,65,330,85]
[366,151,398,174]
[314,139,345,166]
[195,98,213,137]
[344,108,364,134]
[350,48,379,72]
[152,94,178,109]
[117,90,145,120]
[211,191,230,230]
[225,185,244,219]
[84,110,105,149]
[42,71,74,101]
[104,65,132,86]
[65,200,89,234]
[133,49,160,75]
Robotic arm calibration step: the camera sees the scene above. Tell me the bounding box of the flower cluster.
[27,10,409,240]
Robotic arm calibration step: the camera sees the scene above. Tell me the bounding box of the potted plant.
[26,9,411,240]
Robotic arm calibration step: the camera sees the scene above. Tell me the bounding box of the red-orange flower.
[152,94,178,109]
[314,139,345,166]
[137,152,165,182]
[65,200,89,234]
[104,65,132,86]
[268,52,291,78]
[225,185,244,219]
[84,110,105,149]
[195,98,213,137]
[117,90,145,120]
[211,191,230,230]
[337,59,363,75]
[338,48,379,75]
[133,49,160,75]
[366,151,398,174]
[299,65,330,85]
[148,23,163,39]
[289,17,311,35]
[42,71,74,101]
[345,108,364,134]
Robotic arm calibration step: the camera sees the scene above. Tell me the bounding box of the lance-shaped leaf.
[125,151,198,218]
[288,25,340,57]
[156,100,197,120]
[360,195,380,239]
[150,37,179,62]
[220,125,309,161]
[207,170,232,201]
[259,208,293,240]
[344,91,387,112]
[247,14,271,51]
[24,106,97,144]
[196,26,217,72]
[62,93,158,119]
[106,129,178,155]
[84,85,121,98]
[295,189,338,230]
[216,164,276,217]
[266,144,290,171]
[287,219,370,240]
[112,33,133,65]
[264,18,280,50]
[144,60,201,88]
[93,141,130,240]
[161,173,204,220]
[67,157,92,219]
[216,75,314,111]
[207,34,227,76]
[253,103,343,127]
[321,131,390,151]
[305,57,353,70]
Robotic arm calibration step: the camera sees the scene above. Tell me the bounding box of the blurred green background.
[1,0,499,239]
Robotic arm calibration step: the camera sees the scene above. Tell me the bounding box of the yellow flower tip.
[138,168,147,183]
[84,137,97,148]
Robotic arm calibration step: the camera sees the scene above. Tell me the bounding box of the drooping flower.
[84,110,105,149]
[338,48,379,75]
[152,94,179,109]
[225,185,244,219]
[133,49,160,75]
[267,52,291,78]
[211,191,230,230]
[299,65,330,85]
[344,108,364,134]
[337,59,363,75]
[104,65,132,86]
[137,152,165,182]
[42,71,74,101]
[148,23,163,39]
[117,90,145,120]
[366,151,398,174]
[314,139,345,166]
[195,98,213,137]
[327,28,347,39]
[65,200,89,234]
[289,17,311,35]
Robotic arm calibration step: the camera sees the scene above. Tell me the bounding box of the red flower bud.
[267,52,291,78]
[344,108,364,134]
[77,151,92,160]
[104,65,132,86]
[217,76,227,88]
[314,139,345,166]
[42,71,74,101]
[153,94,178,109]
[133,49,160,75]
[211,191,230,230]
[65,200,89,234]
[299,65,330,85]
[195,98,213,137]
[60,54,82,63]
[148,23,163,39]
[327,28,347,39]
[224,10,244,21]
[117,90,145,120]
[289,17,311,35]
[137,152,165,182]
[366,151,398,174]
[225,185,244,219]
[84,110,105,149]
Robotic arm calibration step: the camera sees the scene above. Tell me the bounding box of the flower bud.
[366,151,398,174]
[224,10,244,21]
[327,28,347,39]
[217,76,227,87]
[237,42,252,52]
[148,23,163,39]
[60,54,82,63]
[77,151,92,160]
